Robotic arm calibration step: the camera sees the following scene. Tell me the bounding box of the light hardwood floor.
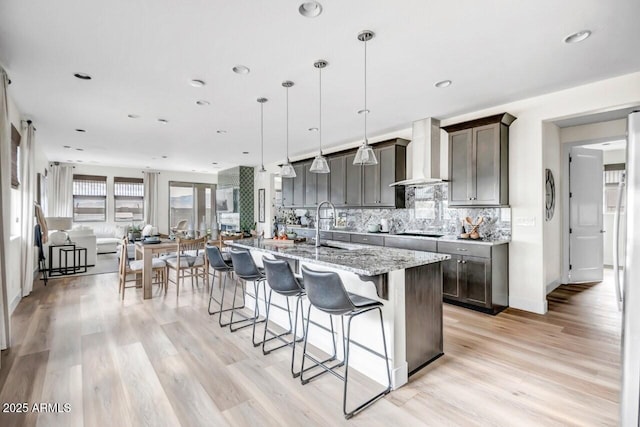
[0,269,621,426]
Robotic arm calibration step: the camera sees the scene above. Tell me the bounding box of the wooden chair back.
[176,236,207,257]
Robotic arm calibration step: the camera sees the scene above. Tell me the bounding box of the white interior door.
[569,146,604,283]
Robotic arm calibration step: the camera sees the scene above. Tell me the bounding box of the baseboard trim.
[9,292,21,316]
[508,295,547,314]
[546,279,561,295]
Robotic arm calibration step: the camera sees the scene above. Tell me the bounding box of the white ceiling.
[1,0,639,173]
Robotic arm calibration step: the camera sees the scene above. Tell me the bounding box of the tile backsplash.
[275,184,511,241]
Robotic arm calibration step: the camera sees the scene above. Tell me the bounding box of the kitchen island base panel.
[244,251,442,388]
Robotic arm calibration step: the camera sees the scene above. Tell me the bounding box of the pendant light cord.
[286,85,290,161]
[319,65,322,155]
[261,102,264,168]
[364,36,368,144]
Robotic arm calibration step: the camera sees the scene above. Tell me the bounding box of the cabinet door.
[473,124,501,205]
[317,171,330,204]
[378,146,397,206]
[304,163,317,207]
[362,152,380,206]
[281,175,294,207]
[345,153,363,206]
[329,156,346,206]
[442,255,463,300]
[292,164,306,207]
[449,129,473,206]
[462,256,491,307]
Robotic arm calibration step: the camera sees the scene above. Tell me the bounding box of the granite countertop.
[227,238,450,276]
[287,226,509,246]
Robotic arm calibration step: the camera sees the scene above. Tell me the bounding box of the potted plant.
[127,223,142,241]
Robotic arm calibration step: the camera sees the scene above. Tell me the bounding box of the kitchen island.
[227,238,450,388]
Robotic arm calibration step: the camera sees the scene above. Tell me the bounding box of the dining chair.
[165,236,207,295]
[118,238,167,299]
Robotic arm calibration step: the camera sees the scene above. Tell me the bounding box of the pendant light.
[280,81,297,178]
[353,30,378,166]
[257,97,268,173]
[309,60,330,173]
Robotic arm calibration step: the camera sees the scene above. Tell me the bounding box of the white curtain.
[20,121,36,297]
[0,68,12,351]
[143,171,159,226]
[49,163,73,217]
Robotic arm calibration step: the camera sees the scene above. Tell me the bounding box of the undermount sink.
[319,242,361,251]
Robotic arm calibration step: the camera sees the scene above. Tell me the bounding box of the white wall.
[542,122,562,293]
[439,71,640,314]
[68,164,217,235]
[5,93,49,314]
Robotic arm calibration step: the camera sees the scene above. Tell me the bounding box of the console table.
[48,243,88,276]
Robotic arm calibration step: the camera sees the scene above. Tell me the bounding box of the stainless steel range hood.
[390,117,446,187]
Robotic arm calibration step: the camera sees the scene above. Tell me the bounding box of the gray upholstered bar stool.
[300,265,392,419]
[261,257,306,377]
[229,249,268,346]
[205,245,247,327]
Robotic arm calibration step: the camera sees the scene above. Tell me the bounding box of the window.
[73,174,107,222]
[169,181,216,231]
[114,177,144,222]
[11,124,20,189]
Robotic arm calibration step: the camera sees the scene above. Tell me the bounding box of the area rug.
[45,252,119,279]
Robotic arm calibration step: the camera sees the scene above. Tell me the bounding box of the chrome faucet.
[315,200,336,247]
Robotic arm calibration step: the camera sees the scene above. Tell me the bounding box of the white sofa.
[93,225,127,254]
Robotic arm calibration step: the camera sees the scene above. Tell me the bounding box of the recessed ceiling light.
[63,145,71,149]
[435,79,452,88]
[146,166,150,169]
[161,155,168,159]
[76,148,84,151]
[196,100,210,106]
[212,162,218,165]
[299,1,323,17]
[157,118,169,124]
[232,65,250,74]
[308,127,318,132]
[242,151,249,154]
[357,109,370,115]
[77,160,83,162]
[564,30,591,44]
[602,142,611,146]
[190,79,206,87]
[75,128,86,132]
[216,130,227,134]
[74,73,92,80]
[191,169,196,172]
[128,114,140,119]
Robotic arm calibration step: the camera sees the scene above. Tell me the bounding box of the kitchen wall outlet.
[515,216,536,227]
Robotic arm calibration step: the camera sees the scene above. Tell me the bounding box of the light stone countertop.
[286,226,510,246]
[227,238,450,276]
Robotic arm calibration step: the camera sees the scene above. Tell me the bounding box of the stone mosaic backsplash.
[275,184,511,241]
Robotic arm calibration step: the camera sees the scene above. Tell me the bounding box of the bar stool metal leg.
[208,270,246,324]
[228,279,260,331]
[342,307,391,419]
[300,306,344,384]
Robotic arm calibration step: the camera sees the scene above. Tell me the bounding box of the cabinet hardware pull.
[456,248,468,251]
[462,260,467,264]
[457,260,461,264]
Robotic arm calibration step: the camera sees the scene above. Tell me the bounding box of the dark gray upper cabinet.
[304,162,329,207]
[444,113,515,207]
[362,143,407,208]
[329,155,346,206]
[345,153,363,206]
[283,138,407,208]
[292,163,306,207]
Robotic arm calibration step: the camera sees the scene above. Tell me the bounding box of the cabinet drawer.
[332,232,351,242]
[384,236,437,252]
[437,241,491,258]
[350,234,384,246]
[319,231,333,240]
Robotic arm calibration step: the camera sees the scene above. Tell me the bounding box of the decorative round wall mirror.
[545,168,555,221]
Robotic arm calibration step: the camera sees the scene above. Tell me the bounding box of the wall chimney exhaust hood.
[390,117,446,187]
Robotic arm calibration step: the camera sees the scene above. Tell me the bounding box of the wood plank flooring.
[0,269,621,426]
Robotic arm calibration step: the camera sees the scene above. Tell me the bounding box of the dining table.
[134,233,245,299]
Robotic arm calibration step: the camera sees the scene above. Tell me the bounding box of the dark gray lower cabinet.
[437,242,508,314]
